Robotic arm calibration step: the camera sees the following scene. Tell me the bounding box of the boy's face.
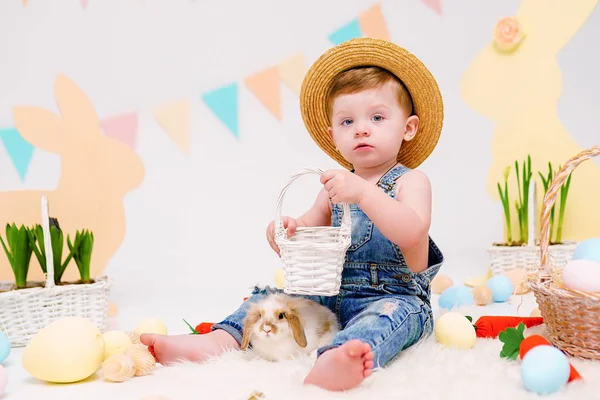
[327,81,418,169]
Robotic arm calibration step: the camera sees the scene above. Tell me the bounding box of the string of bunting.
[3,1,441,181]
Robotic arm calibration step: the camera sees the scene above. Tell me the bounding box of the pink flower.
[493,16,526,52]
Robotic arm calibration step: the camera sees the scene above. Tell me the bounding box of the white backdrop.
[0,0,598,330]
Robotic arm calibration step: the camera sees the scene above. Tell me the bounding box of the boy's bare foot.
[140,329,239,366]
[303,339,374,391]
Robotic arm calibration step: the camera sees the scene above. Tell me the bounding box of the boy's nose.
[354,129,370,137]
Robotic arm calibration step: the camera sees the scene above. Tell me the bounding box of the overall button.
[401,274,411,283]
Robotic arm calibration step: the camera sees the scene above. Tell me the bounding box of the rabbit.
[460,0,600,242]
[0,74,145,283]
[241,292,339,361]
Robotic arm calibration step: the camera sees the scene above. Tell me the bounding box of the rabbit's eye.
[278,313,284,320]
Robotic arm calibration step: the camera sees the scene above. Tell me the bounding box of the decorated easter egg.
[561,259,600,292]
[438,286,474,309]
[135,318,168,336]
[102,330,133,360]
[434,312,476,349]
[0,365,6,396]
[22,316,105,383]
[486,274,514,302]
[0,330,10,363]
[521,345,570,394]
[473,285,492,305]
[431,274,453,294]
[573,237,600,263]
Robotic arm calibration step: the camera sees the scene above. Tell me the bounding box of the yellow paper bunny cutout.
[461,0,600,242]
[0,74,145,283]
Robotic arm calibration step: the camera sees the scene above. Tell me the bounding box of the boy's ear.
[327,127,337,148]
[402,115,420,142]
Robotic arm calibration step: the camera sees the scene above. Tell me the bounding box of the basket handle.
[274,167,351,238]
[537,145,600,281]
[41,196,55,289]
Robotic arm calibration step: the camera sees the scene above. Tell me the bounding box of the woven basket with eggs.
[527,146,600,360]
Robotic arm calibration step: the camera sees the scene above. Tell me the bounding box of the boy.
[141,38,445,392]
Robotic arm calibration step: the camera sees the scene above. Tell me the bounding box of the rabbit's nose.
[262,326,272,334]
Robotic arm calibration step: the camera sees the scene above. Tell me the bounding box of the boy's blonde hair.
[326,66,414,120]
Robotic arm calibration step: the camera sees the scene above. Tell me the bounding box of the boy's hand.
[320,169,368,205]
[266,216,298,256]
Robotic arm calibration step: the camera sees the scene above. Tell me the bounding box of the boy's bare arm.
[357,170,432,249]
[296,188,332,228]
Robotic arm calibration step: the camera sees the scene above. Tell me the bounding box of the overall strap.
[376,165,411,197]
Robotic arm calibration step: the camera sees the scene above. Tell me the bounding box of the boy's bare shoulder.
[395,169,431,194]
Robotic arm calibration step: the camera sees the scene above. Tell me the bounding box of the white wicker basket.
[275,167,351,296]
[0,196,111,347]
[488,179,576,275]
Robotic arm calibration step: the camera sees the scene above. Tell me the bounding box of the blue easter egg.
[438,285,474,309]
[0,330,10,363]
[573,237,600,263]
[486,274,514,302]
[521,345,570,394]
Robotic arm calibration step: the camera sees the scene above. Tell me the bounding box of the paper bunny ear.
[517,0,597,54]
[54,74,101,137]
[12,105,64,154]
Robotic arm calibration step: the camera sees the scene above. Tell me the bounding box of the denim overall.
[213,165,444,369]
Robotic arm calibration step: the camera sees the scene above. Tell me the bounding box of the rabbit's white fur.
[241,293,339,361]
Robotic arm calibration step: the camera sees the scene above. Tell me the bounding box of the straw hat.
[299,38,444,170]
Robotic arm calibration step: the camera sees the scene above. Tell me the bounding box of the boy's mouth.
[354,143,373,150]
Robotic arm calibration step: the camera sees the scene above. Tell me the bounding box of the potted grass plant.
[0,196,112,347]
[489,155,577,275]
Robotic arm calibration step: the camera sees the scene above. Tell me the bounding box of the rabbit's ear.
[286,311,307,348]
[518,0,597,53]
[54,74,101,136]
[12,105,64,153]
[241,304,261,350]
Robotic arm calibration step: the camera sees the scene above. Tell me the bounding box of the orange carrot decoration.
[465,316,544,338]
[499,324,582,382]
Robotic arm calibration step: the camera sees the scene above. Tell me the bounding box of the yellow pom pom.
[102,330,133,361]
[274,268,284,289]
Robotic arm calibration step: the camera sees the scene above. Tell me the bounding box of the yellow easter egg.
[431,274,453,294]
[274,268,285,289]
[22,316,105,383]
[134,318,168,336]
[434,312,476,349]
[530,307,541,317]
[102,330,133,360]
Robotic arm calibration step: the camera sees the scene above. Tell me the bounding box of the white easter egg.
[22,316,105,383]
[562,259,600,293]
[434,312,476,349]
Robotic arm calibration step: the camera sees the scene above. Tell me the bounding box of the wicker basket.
[488,178,576,275]
[527,145,600,360]
[0,196,112,347]
[274,167,351,296]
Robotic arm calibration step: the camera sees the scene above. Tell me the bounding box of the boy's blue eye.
[372,115,384,122]
[342,119,353,126]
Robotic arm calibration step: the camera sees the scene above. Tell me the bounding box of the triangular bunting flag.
[279,53,306,96]
[421,0,442,15]
[152,100,190,153]
[80,0,89,9]
[359,4,391,41]
[22,0,28,6]
[100,112,138,150]
[244,66,281,120]
[0,128,35,181]
[201,83,239,139]
[329,19,362,45]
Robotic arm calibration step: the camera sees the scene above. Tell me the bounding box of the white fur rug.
[5,297,600,399]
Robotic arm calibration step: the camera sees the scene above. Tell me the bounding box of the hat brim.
[299,38,444,170]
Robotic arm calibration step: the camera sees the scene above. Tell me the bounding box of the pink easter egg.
[562,259,600,293]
